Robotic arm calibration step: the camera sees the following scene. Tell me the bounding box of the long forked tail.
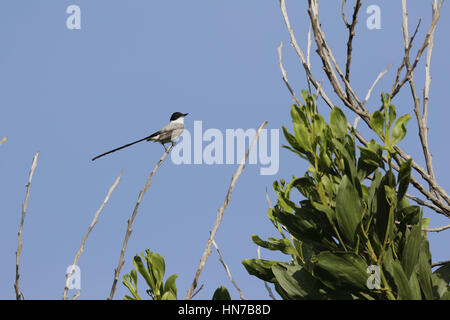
[92,135,151,161]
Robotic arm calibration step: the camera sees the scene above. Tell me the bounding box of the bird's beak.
[183,113,189,117]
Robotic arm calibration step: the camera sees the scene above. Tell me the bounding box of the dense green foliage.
[243,92,450,300]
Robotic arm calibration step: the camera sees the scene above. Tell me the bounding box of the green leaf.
[311,252,369,291]
[402,225,422,279]
[130,269,138,286]
[133,255,155,291]
[146,251,165,291]
[357,144,383,180]
[391,114,411,146]
[312,114,327,141]
[161,291,177,300]
[311,201,335,222]
[408,271,422,300]
[416,240,434,300]
[390,260,414,300]
[384,185,397,208]
[336,175,363,246]
[333,139,358,184]
[370,110,385,139]
[212,286,231,300]
[397,158,412,202]
[294,121,312,153]
[330,107,347,140]
[242,259,277,282]
[164,274,178,298]
[251,234,296,256]
[273,207,336,250]
[374,171,395,244]
[122,274,141,300]
[388,104,396,129]
[271,263,323,299]
[282,126,307,156]
[432,264,450,299]
[398,205,421,226]
[368,170,382,214]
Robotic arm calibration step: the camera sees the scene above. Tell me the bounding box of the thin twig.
[406,193,445,215]
[423,224,450,232]
[265,186,273,209]
[278,42,302,107]
[63,170,123,300]
[279,0,335,110]
[72,291,81,300]
[0,137,7,147]
[419,0,440,199]
[191,284,204,299]
[343,0,362,101]
[363,64,392,105]
[212,239,246,300]
[306,24,312,94]
[14,152,39,300]
[257,246,276,300]
[108,144,173,300]
[185,121,268,300]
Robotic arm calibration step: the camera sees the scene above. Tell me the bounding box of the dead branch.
[108,144,173,300]
[212,239,246,300]
[14,152,39,300]
[185,121,268,300]
[63,170,123,300]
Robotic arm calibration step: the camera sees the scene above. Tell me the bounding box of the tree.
[243,93,449,299]
[243,0,449,299]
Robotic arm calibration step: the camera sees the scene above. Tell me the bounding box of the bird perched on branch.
[92,112,188,161]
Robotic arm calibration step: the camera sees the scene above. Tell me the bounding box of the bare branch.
[279,0,335,110]
[185,121,268,300]
[0,137,6,147]
[406,193,446,215]
[423,224,450,232]
[191,284,204,299]
[14,152,39,300]
[306,24,312,94]
[363,64,392,105]
[265,186,273,209]
[63,170,123,300]
[343,0,362,100]
[278,42,302,107]
[108,144,173,300]
[212,239,246,300]
[72,290,81,300]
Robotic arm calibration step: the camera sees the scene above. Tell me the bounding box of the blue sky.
[0,1,449,300]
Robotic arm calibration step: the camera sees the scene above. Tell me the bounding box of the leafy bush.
[123,249,178,300]
[123,249,231,300]
[243,92,450,300]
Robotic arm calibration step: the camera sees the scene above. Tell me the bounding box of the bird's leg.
[161,143,168,152]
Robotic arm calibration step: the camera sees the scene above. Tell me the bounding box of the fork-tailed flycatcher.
[92,112,188,161]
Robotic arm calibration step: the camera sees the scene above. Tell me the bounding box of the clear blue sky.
[0,1,449,300]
